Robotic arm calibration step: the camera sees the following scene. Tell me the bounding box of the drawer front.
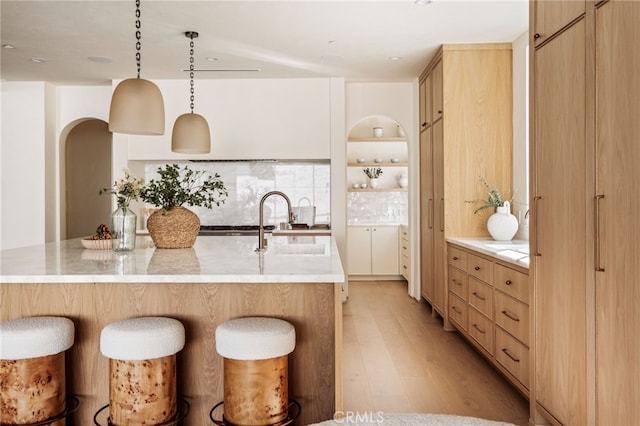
[469,276,494,319]
[468,307,494,356]
[401,255,409,279]
[495,327,530,389]
[448,245,468,270]
[495,291,529,346]
[494,263,529,304]
[448,266,468,301]
[448,292,468,331]
[468,253,493,283]
[400,239,409,258]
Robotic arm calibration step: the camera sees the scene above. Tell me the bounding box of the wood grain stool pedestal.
[99,317,186,426]
[214,317,296,426]
[0,316,75,426]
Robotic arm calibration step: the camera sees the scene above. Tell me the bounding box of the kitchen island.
[0,235,345,425]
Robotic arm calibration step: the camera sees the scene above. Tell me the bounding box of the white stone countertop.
[446,237,530,269]
[0,235,346,284]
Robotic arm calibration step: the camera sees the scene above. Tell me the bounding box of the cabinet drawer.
[494,263,529,304]
[468,253,493,283]
[401,255,409,279]
[400,239,409,258]
[495,291,529,346]
[448,292,468,331]
[469,307,494,356]
[469,276,494,319]
[495,327,530,389]
[448,266,468,301]
[448,246,468,270]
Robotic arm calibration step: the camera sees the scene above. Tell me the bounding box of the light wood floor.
[342,280,529,425]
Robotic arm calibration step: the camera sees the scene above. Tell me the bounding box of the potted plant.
[468,176,518,241]
[363,167,383,188]
[141,164,228,248]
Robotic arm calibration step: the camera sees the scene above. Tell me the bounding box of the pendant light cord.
[189,35,196,114]
[135,0,142,79]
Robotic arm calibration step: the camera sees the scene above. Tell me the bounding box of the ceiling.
[0,1,528,85]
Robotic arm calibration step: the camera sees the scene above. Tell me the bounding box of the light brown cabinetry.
[399,225,409,280]
[530,1,640,424]
[447,242,530,397]
[418,44,513,321]
[531,0,585,46]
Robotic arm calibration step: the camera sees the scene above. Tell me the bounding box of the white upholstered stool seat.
[0,316,75,425]
[214,317,296,426]
[99,316,186,426]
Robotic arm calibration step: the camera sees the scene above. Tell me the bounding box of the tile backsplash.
[142,161,330,226]
[347,191,408,225]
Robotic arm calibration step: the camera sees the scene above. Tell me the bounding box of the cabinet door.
[532,19,587,426]
[347,227,372,275]
[371,226,399,275]
[432,119,445,314]
[420,127,434,302]
[432,60,443,122]
[532,0,585,46]
[595,1,640,423]
[419,76,432,132]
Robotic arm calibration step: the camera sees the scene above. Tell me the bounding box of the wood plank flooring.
[342,281,529,425]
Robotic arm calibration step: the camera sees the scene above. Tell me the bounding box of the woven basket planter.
[147,207,200,249]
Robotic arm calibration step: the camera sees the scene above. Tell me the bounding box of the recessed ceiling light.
[30,57,46,63]
[206,57,219,62]
[2,44,15,49]
[88,56,112,63]
[414,0,432,5]
[328,40,337,45]
[389,56,403,61]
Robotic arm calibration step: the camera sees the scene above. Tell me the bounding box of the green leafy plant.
[363,167,383,179]
[140,164,228,211]
[467,176,513,214]
[99,168,145,209]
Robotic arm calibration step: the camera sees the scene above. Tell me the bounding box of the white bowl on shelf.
[352,183,361,189]
[356,158,366,163]
[360,183,368,189]
[390,158,400,163]
[374,158,383,163]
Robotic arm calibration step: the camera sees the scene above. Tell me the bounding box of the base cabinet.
[347,226,399,276]
[447,242,530,397]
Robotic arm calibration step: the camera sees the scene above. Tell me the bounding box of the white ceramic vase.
[369,178,379,189]
[487,200,518,241]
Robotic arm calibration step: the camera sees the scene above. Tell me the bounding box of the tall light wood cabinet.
[531,0,640,424]
[531,17,588,426]
[594,1,640,424]
[419,44,513,320]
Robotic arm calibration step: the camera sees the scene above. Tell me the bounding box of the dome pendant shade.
[171,113,211,154]
[109,78,165,135]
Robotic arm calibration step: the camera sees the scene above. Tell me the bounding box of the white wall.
[512,31,529,239]
[1,82,46,249]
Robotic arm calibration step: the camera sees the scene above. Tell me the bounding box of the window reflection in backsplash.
[347,191,408,225]
[143,161,330,226]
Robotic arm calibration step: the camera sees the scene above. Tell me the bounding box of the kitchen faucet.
[256,191,295,251]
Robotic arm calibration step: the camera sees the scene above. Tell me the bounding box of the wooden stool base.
[0,353,66,426]
[223,356,288,426]
[108,355,177,426]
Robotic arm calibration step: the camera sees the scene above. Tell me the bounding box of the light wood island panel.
[0,281,342,426]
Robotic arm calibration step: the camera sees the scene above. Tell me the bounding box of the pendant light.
[109,0,165,135]
[172,31,211,154]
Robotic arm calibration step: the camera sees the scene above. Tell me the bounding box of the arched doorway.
[64,119,112,239]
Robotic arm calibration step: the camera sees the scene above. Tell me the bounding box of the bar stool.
[98,316,186,426]
[0,316,75,426]
[213,317,297,426]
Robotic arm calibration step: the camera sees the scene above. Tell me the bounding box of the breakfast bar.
[0,235,345,425]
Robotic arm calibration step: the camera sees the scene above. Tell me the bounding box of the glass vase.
[111,205,137,252]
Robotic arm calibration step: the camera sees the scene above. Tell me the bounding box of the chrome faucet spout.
[256,191,294,251]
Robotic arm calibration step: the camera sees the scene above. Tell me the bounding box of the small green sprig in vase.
[100,169,144,251]
[467,176,513,214]
[363,167,383,179]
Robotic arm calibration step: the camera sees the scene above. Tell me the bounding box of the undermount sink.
[486,243,529,254]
